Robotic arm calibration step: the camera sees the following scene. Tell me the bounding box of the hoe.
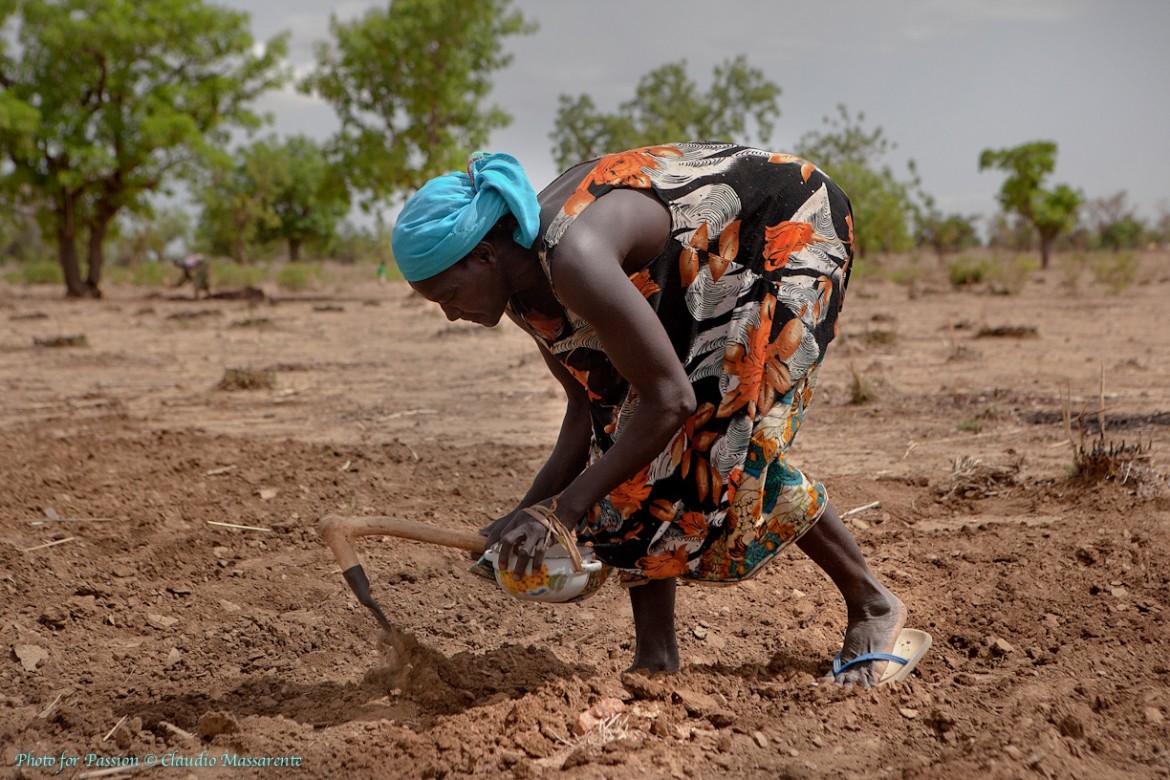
[319,509,586,629]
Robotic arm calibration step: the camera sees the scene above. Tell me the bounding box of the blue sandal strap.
[832,651,908,676]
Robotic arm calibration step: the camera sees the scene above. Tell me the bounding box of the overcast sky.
[224,0,1170,225]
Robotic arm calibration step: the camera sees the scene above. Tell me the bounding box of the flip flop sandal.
[832,628,933,685]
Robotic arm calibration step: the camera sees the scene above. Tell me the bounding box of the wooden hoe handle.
[318,514,488,632]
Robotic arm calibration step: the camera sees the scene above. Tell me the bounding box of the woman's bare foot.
[825,587,906,688]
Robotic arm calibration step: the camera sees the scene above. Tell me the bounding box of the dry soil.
[1,256,1168,779]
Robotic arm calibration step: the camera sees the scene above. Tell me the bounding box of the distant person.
[173,252,210,299]
[390,144,931,687]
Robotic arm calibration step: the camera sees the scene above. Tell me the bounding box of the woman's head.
[408,216,519,326]
[390,152,540,282]
[391,152,541,326]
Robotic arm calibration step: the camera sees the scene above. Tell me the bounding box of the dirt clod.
[198,710,240,737]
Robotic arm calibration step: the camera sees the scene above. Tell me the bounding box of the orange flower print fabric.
[513,142,853,584]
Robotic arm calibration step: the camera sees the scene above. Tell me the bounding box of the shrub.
[846,254,884,282]
[217,367,275,391]
[214,260,268,289]
[7,260,64,286]
[105,261,172,287]
[131,261,171,287]
[987,255,1038,295]
[1059,252,1090,291]
[958,417,983,433]
[276,262,324,291]
[947,255,988,288]
[1089,251,1138,294]
[864,329,898,346]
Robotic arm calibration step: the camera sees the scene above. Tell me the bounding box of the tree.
[196,143,282,263]
[302,0,535,212]
[252,136,350,262]
[0,3,37,140]
[0,0,289,297]
[914,201,981,259]
[549,56,781,170]
[978,141,1082,269]
[1085,190,1146,251]
[985,212,1036,252]
[1154,201,1170,247]
[196,136,350,263]
[794,105,918,256]
[110,206,191,267]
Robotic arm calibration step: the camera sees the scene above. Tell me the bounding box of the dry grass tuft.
[1073,437,1155,484]
[1061,377,1160,487]
[975,325,1038,339]
[535,713,634,770]
[216,367,275,391]
[166,309,222,322]
[939,455,1024,500]
[848,363,879,405]
[865,329,899,347]
[33,334,88,348]
[229,317,273,329]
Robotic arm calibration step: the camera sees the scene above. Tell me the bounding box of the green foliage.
[846,254,883,283]
[197,135,349,263]
[260,137,350,261]
[0,0,290,297]
[103,260,170,286]
[6,259,64,285]
[1098,218,1145,251]
[302,0,535,211]
[0,2,39,142]
[213,260,267,289]
[986,255,1039,296]
[795,106,917,256]
[978,141,1083,268]
[132,262,171,287]
[327,221,393,266]
[0,206,48,263]
[549,56,781,169]
[915,209,980,258]
[196,151,277,263]
[1089,251,1138,294]
[1153,206,1170,245]
[885,254,926,297]
[1085,191,1147,250]
[958,417,983,433]
[1058,252,1088,290]
[109,207,192,266]
[276,262,323,291]
[947,255,989,287]
[985,211,1036,251]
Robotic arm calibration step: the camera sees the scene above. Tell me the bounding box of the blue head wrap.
[390,152,540,282]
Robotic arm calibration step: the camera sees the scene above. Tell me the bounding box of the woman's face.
[409,246,510,327]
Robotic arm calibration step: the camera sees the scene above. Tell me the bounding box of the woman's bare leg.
[627,577,680,673]
[796,501,906,687]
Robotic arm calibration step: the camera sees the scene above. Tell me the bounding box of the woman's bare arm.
[545,190,695,525]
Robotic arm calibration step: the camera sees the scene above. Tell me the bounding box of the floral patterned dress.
[509,142,854,583]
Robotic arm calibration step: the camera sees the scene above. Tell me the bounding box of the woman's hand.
[492,496,581,578]
[479,509,522,554]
